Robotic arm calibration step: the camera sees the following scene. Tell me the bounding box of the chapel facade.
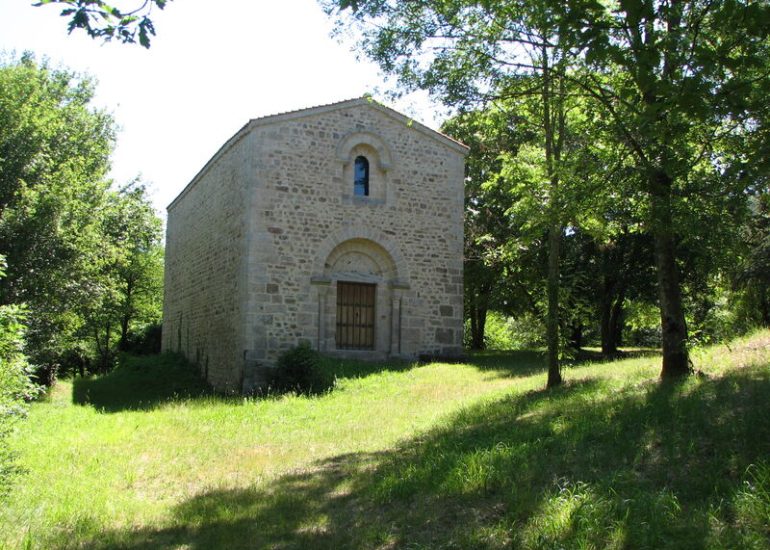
[162,98,467,392]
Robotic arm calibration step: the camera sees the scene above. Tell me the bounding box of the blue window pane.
[354,156,369,196]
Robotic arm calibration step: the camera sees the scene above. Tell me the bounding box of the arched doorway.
[312,237,409,358]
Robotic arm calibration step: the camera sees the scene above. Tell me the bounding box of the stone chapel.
[162,98,468,392]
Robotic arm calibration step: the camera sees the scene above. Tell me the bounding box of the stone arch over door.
[311,230,410,358]
[313,226,410,286]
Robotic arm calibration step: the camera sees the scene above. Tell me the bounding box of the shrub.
[503,312,546,349]
[464,311,545,351]
[624,300,662,347]
[57,344,92,378]
[121,322,162,355]
[270,342,330,395]
[482,311,516,350]
[0,303,40,497]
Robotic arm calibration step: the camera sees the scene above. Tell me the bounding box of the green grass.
[1,332,769,549]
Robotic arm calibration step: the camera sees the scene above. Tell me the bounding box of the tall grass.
[1,331,768,549]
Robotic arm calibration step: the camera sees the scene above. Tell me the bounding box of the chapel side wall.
[162,138,250,392]
[241,105,465,365]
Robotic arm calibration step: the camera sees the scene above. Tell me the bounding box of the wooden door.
[336,282,376,349]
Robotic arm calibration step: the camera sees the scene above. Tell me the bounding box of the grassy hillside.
[1,332,769,549]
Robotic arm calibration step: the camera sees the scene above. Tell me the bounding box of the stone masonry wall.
[241,102,465,375]
[162,132,251,392]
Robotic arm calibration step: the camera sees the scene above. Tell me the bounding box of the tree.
[0,55,164,378]
[0,254,39,494]
[442,109,520,350]
[325,1,599,386]
[33,0,171,47]
[323,0,770,379]
[0,55,115,372]
[575,0,770,377]
[90,181,163,360]
[734,192,770,327]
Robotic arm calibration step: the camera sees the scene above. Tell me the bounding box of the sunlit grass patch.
[1,331,769,549]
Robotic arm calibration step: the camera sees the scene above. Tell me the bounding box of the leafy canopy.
[33,0,171,47]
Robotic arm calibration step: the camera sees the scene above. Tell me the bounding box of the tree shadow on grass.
[464,349,548,379]
[571,347,661,363]
[318,355,416,381]
[466,347,661,381]
[74,366,770,549]
[72,353,213,413]
[71,347,653,414]
[73,352,422,413]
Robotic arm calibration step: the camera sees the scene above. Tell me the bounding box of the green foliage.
[0,54,114,370]
[119,322,162,356]
[444,97,655,358]
[34,0,171,48]
[464,311,545,351]
[506,312,546,349]
[482,311,513,351]
[0,55,164,380]
[445,108,523,351]
[732,192,770,329]
[0,305,38,410]
[0,256,40,498]
[270,342,330,395]
[82,180,164,368]
[624,299,662,347]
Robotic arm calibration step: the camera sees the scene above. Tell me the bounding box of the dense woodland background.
[1,0,770,487]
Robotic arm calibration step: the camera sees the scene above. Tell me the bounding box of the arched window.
[354,156,369,196]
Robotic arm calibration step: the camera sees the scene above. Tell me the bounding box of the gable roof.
[168,97,469,211]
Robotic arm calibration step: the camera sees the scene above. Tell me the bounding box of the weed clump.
[271,342,330,395]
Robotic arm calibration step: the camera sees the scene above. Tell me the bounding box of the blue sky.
[0,0,440,215]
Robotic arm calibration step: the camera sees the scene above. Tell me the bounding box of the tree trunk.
[650,171,689,379]
[471,304,487,350]
[119,314,130,351]
[102,321,112,372]
[599,241,628,356]
[569,322,583,350]
[467,283,490,350]
[609,294,625,349]
[542,45,564,389]
[600,243,621,356]
[600,312,618,357]
[546,223,562,387]
[118,278,134,351]
[600,290,615,357]
[601,296,627,356]
[760,287,770,327]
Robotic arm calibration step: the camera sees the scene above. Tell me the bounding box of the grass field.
[1,332,769,549]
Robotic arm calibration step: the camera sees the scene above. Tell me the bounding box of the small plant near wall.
[270,342,330,395]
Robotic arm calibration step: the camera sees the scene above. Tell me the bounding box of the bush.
[485,311,518,350]
[121,322,162,355]
[505,312,546,349]
[57,344,92,378]
[464,311,545,351]
[270,342,330,395]
[0,303,40,497]
[624,300,662,347]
